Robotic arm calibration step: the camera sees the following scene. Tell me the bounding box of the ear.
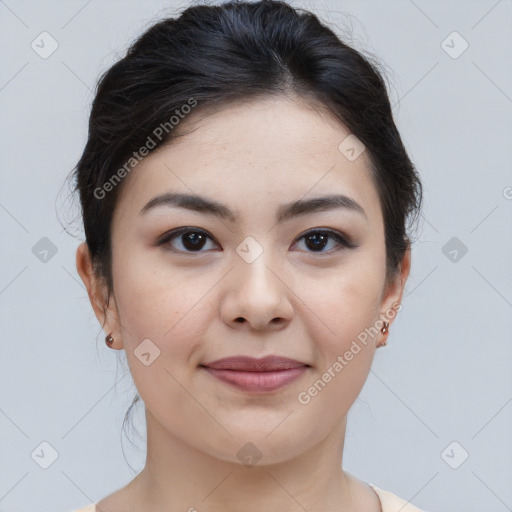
[379,245,411,325]
[76,241,123,349]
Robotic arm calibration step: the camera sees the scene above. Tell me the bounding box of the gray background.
[1,1,511,511]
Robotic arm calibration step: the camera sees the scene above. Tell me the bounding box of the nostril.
[235,317,245,323]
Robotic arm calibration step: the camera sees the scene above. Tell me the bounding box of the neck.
[125,407,367,512]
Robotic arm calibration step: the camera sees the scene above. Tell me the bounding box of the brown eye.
[293,229,356,253]
[157,227,356,255]
[158,228,219,253]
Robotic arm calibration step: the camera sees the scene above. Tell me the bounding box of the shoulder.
[369,484,428,512]
[71,505,96,512]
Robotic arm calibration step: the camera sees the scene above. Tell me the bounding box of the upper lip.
[201,356,309,371]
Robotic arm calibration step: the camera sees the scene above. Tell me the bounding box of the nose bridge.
[220,228,294,330]
[220,234,293,329]
[234,234,280,292]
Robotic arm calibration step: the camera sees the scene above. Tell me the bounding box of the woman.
[72,1,426,510]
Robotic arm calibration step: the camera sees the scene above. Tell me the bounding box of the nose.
[220,252,294,332]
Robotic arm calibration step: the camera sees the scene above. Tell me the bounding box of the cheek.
[112,243,213,330]
[295,342,374,448]
[111,256,223,434]
[297,251,384,345]
[294,271,380,427]
[324,274,382,345]
[291,251,383,410]
[110,249,221,380]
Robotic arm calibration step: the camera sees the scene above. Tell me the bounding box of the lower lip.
[202,366,308,393]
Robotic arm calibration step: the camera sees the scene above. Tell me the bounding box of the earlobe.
[76,242,103,312]
[376,248,411,348]
[380,246,411,324]
[76,242,116,337]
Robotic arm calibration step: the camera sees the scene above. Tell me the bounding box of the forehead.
[113,96,382,228]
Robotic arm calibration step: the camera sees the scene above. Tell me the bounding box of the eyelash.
[156,227,357,254]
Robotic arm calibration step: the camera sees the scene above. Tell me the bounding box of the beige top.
[72,484,426,511]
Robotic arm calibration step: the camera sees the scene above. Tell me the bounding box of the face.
[78,96,409,466]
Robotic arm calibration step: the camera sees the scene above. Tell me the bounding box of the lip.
[200,356,309,393]
[202,355,308,371]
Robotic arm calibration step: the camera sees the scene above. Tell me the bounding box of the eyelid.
[156,226,216,246]
[157,226,357,253]
[293,227,357,250]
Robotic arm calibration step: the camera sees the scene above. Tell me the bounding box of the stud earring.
[105,333,114,347]
[377,321,389,348]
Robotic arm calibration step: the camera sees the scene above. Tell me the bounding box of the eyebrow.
[139,192,367,222]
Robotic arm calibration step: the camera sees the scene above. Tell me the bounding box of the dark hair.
[68,0,422,465]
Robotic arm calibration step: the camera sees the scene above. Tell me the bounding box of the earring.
[377,321,389,348]
[105,333,114,347]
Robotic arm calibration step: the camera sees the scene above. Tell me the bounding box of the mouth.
[200,355,310,393]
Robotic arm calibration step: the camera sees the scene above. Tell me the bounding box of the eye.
[292,229,356,253]
[157,227,356,254]
[157,227,219,253]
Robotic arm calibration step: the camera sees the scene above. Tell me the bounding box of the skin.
[76,95,411,512]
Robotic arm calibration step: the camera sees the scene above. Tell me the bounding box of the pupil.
[183,232,205,251]
[306,233,327,251]
[179,232,330,252]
